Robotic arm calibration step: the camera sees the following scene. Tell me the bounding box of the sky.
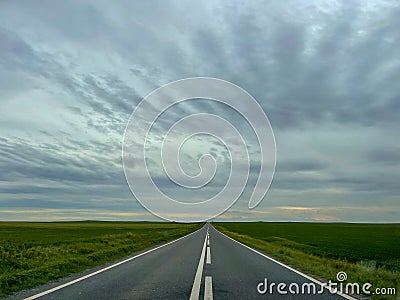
[0,0,399,222]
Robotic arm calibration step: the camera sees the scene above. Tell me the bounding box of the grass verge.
[213,222,399,300]
[0,221,202,297]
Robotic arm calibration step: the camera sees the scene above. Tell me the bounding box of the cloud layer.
[1,0,399,222]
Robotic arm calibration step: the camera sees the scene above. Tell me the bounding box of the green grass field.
[214,222,400,299]
[0,221,201,297]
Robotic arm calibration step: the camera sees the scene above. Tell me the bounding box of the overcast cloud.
[0,0,399,222]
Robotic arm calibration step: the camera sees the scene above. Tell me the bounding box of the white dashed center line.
[204,276,213,300]
[206,245,211,264]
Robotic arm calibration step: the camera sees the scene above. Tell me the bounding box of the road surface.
[18,224,354,300]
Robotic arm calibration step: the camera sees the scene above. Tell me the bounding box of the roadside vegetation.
[214,222,400,300]
[0,221,201,297]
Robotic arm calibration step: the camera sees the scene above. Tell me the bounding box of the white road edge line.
[206,246,211,264]
[24,226,205,300]
[204,276,213,300]
[189,234,208,300]
[212,225,357,300]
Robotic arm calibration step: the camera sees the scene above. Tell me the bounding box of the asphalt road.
[19,224,353,300]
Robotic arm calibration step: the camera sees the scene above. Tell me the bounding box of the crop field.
[214,222,400,299]
[0,221,201,297]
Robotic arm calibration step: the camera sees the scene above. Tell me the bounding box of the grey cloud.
[278,160,326,172]
[0,137,121,184]
[367,147,400,165]
[184,2,400,129]
[0,27,38,71]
